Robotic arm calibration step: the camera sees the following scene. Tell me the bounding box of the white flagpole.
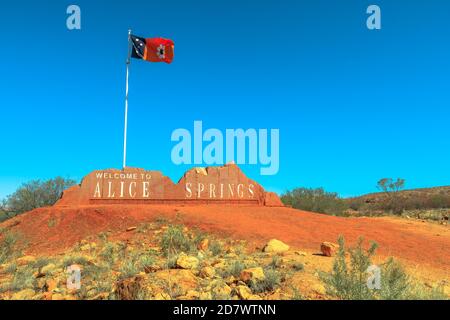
[123,29,132,169]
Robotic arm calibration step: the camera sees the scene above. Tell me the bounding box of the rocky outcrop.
[320,242,338,257]
[263,239,290,253]
[56,163,283,207]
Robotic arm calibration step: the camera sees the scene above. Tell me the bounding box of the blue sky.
[0,0,449,199]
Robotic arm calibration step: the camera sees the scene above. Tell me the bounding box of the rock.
[155,270,198,295]
[211,258,226,269]
[197,239,209,251]
[224,276,237,285]
[263,239,290,253]
[235,285,252,300]
[16,255,36,266]
[41,263,57,275]
[41,292,52,300]
[154,292,171,300]
[211,281,232,297]
[320,242,338,257]
[176,253,199,269]
[44,279,58,292]
[12,289,36,300]
[126,226,137,232]
[199,266,215,278]
[240,267,265,283]
[312,283,326,295]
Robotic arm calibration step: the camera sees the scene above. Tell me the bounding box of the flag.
[130,35,174,64]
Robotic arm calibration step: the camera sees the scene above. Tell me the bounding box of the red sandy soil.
[1,205,449,278]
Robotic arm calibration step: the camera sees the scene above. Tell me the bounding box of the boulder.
[44,279,59,292]
[176,253,199,270]
[312,283,326,295]
[235,285,252,300]
[320,242,338,257]
[199,266,215,278]
[12,289,36,300]
[240,267,265,283]
[211,281,232,297]
[263,239,290,253]
[155,269,198,295]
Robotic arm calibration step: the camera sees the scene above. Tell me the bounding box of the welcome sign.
[56,164,283,206]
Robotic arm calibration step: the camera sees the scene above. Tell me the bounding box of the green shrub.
[222,260,246,278]
[99,242,116,266]
[167,254,179,269]
[290,286,304,300]
[321,236,379,300]
[292,262,304,271]
[321,236,448,300]
[62,255,89,268]
[209,240,223,256]
[281,187,348,216]
[33,257,52,270]
[160,225,193,256]
[118,259,139,280]
[0,232,19,264]
[138,254,155,270]
[5,262,18,274]
[250,268,281,293]
[9,267,36,291]
[269,255,282,269]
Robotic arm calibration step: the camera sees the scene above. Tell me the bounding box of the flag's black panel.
[130,35,146,59]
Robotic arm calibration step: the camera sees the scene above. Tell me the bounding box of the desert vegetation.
[320,236,447,300]
[0,220,447,300]
[0,177,76,222]
[282,178,450,222]
[281,188,348,216]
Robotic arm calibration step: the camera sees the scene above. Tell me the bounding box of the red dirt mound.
[1,205,449,275]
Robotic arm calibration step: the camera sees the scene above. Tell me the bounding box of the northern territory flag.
[130,35,174,64]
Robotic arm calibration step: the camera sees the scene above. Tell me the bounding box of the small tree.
[377,178,405,195]
[376,178,406,214]
[1,177,76,219]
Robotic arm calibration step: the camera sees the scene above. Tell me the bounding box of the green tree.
[376,178,406,214]
[1,177,76,220]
